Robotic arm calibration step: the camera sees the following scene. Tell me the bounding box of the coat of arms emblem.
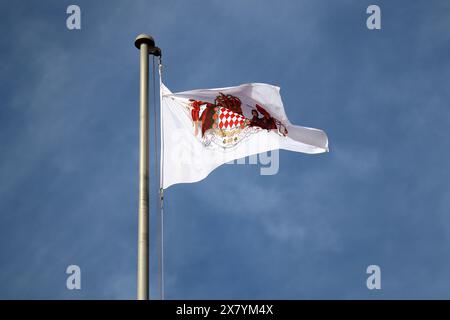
[187,93,288,149]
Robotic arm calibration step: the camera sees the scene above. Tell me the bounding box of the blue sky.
[0,0,450,299]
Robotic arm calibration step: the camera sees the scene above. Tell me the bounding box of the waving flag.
[160,82,328,189]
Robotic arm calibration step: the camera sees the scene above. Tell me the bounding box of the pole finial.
[135,34,161,57]
[134,34,155,49]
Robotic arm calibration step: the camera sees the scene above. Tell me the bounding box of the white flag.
[160,82,328,189]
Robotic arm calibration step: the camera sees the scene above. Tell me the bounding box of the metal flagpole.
[134,34,161,300]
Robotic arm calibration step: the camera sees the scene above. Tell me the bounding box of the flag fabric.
[160,82,328,189]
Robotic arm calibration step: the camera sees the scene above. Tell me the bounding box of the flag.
[160,82,328,189]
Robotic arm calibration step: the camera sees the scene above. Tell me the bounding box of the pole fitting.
[135,34,162,57]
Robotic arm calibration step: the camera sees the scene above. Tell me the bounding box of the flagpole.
[134,34,160,300]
